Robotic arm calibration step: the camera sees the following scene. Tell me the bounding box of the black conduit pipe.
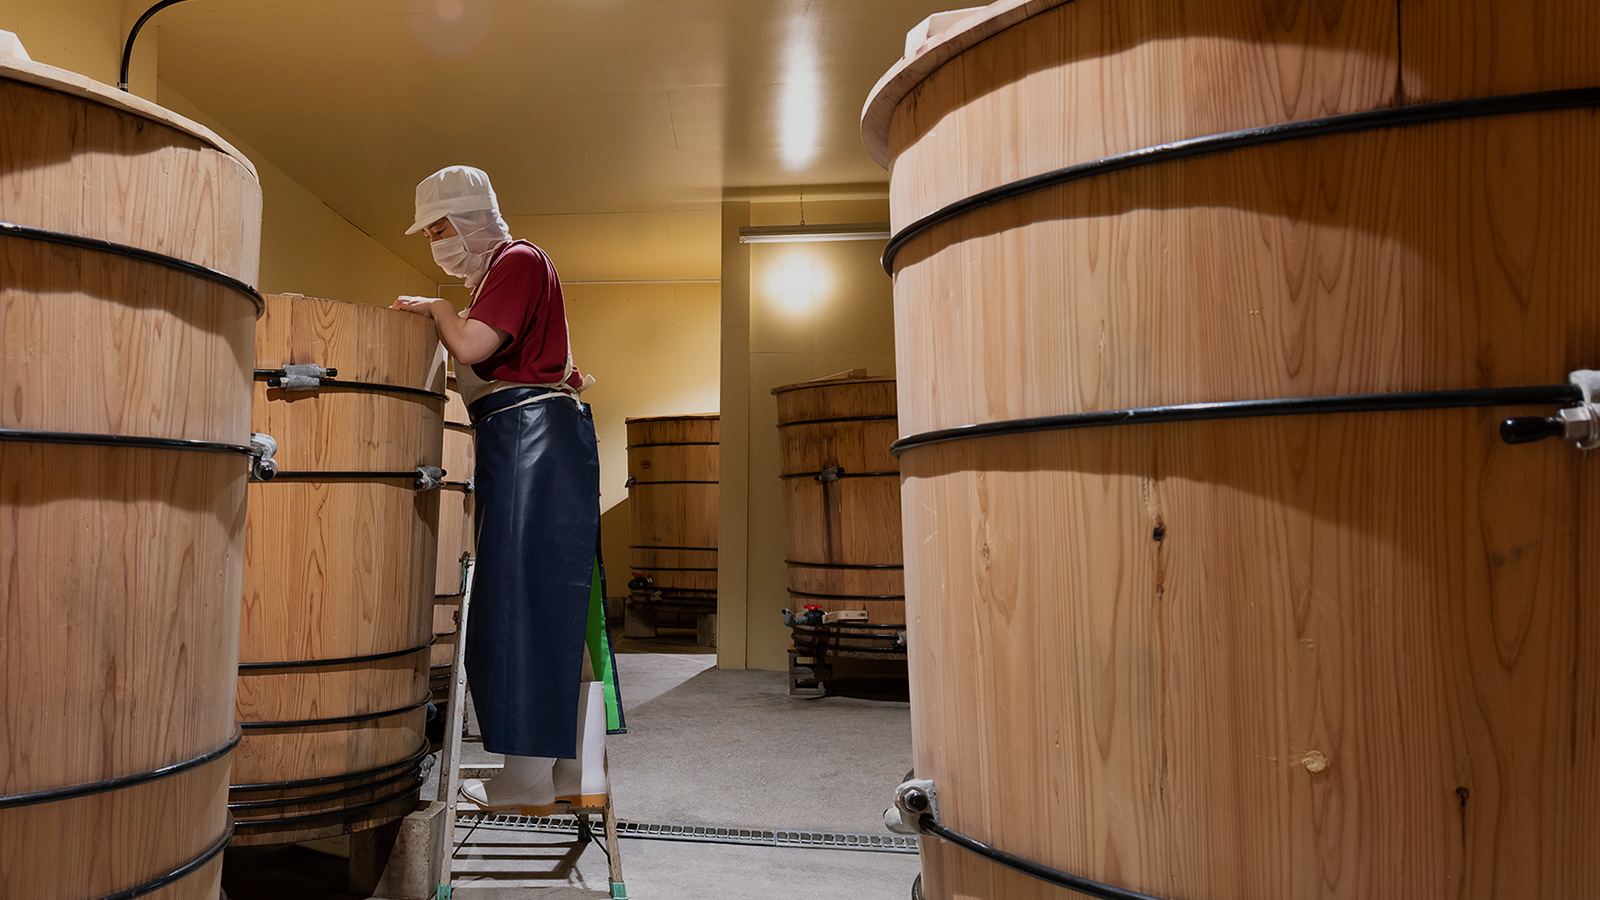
[119,0,195,91]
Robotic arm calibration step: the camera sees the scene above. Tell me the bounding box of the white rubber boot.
[459,753,556,816]
[553,682,609,807]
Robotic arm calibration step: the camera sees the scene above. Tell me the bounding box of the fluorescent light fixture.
[738,223,892,244]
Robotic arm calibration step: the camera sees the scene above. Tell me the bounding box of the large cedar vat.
[432,373,475,704]
[866,2,1600,898]
[626,414,720,603]
[231,293,444,845]
[0,57,261,900]
[773,373,904,656]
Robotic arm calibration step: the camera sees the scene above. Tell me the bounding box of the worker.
[393,165,607,813]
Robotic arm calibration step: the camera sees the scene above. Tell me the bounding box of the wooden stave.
[628,443,719,483]
[777,418,899,477]
[869,0,1600,217]
[1,61,259,900]
[628,481,719,554]
[875,9,1600,898]
[0,235,256,446]
[780,476,903,568]
[254,294,446,393]
[0,62,262,283]
[237,295,442,842]
[624,415,721,599]
[0,753,234,900]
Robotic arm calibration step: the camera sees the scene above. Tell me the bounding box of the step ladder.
[434,559,628,899]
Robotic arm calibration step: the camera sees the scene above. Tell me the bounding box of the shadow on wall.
[600,496,632,603]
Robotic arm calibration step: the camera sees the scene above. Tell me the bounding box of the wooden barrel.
[626,414,719,604]
[773,372,903,637]
[866,3,1600,898]
[432,373,475,703]
[231,293,444,845]
[0,56,261,900]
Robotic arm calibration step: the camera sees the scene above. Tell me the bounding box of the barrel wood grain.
[626,415,720,600]
[0,62,261,282]
[891,113,1600,436]
[875,0,1399,222]
[774,375,904,624]
[871,3,1600,896]
[1,59,258,900]
[235,294,442,843]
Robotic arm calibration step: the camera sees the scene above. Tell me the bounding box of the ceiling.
[152,0,949,280]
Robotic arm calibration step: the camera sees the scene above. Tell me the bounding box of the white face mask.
[431,235,474,277]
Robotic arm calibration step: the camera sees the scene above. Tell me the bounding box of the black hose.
[119,0,195,91]
[919,815,1168,900]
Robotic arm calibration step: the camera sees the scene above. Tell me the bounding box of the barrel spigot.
[1501,370,1600,449]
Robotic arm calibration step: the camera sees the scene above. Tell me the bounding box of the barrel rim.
[0,55,259,180]
[771,375,896,395]
[624,413,721,424]
[861,0,1070,169]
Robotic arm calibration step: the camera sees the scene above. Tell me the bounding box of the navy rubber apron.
[467,385,601,757]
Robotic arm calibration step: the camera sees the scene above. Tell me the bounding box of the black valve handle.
[1500,416,1566,445]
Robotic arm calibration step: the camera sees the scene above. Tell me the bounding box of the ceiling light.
[738,223,891,244]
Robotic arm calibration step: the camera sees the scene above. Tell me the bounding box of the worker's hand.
[392,295,443,316]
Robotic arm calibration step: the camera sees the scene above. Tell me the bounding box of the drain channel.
[458,813,920,854]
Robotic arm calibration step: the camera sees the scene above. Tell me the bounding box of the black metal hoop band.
[789,590,906,601]
[786,560,904,570]
[227,759,425,812]
[446,420,474,429]
[0,427,253,457]
[239,695,430,730]
[0,729,241,810]
[267,470,437,480]
[254,370,448,402]
[918,815,1165,900]
[891,385,1581,455]
[231,741,430,792]
[627,441,719,448]
[238,642,432,671]
[778,415,897,428]
[231,778,422,831]
[780,470,898,480]
[628,479,720,485]
[882,87,1600,274]
[0,220,265,315]
[93,821,233,900]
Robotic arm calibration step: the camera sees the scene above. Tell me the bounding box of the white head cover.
[407,165,502,234]
[408,165,512,288]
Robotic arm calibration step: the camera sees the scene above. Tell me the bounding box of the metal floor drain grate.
[459,813,920,854]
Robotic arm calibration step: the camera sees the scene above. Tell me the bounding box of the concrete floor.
[223,641,921,900]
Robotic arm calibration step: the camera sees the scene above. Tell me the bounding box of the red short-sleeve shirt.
[466,240,583,388]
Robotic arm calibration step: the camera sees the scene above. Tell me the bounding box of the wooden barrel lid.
[0,55,258,179]
[860,0,1072,169]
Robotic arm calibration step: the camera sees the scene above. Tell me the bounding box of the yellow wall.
[718,197,896,670]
